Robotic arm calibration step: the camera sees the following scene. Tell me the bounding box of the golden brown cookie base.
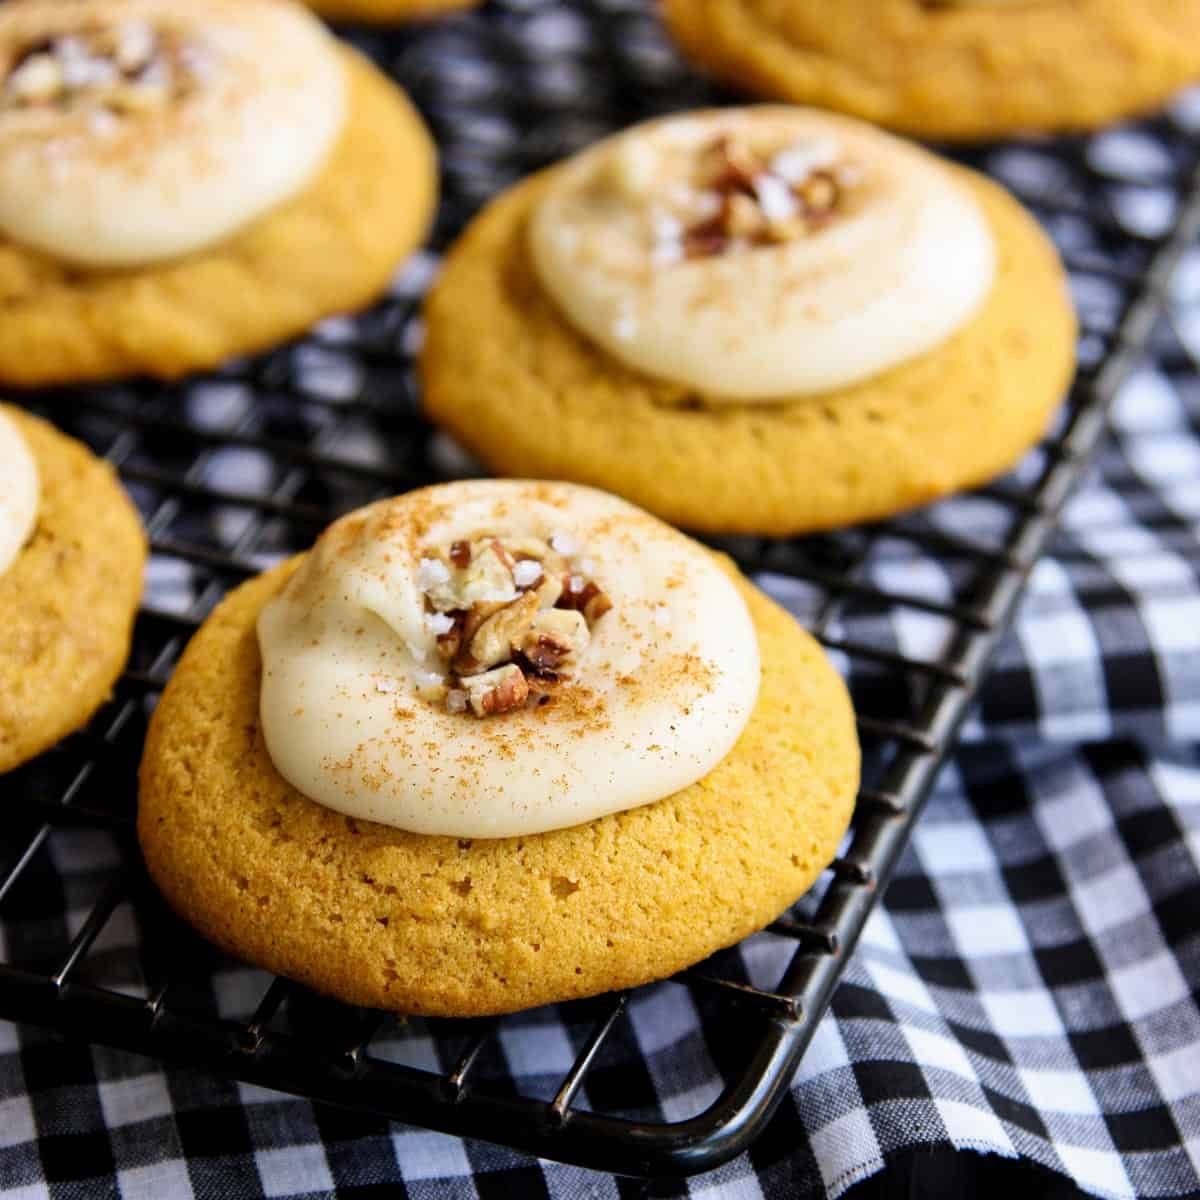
[0,49,436,387]
[662,0,1200,140]
[307,0,476,21]
[137,557,859,1017]
[420,165,1076,536]
[0,405,146,773]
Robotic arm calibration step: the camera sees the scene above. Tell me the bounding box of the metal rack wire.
[1,0,1198,1179]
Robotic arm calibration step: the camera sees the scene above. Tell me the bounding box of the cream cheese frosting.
[528,106,996,401]
[0,0,346,268]
[0,410,38,579]
[257,481,761,838]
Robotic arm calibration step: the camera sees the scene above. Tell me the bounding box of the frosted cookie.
[421,106,1076,535]
[662,1,1200,140]
[0,404,146,773]
[0,0,437,386]
[307,0,477,22]
[138,480,859,1015]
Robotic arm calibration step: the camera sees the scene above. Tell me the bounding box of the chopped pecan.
[425,543,516,611]
[464,664,529,717]
[798,171,839,215]
[535,569,564,609]
[683,191,764,254]
[3,21,205,114]
[674,137,851,259]
[704,135,758,195]
[583,589,613,623]
[451,600,504,673]
[7,53,61,103]
[417,530,610,717]
[487,538,515,571]
[434,611,466,661]
[682,212,728,259]
[764,217,807,244]
[520,609,589,675]
[531,607,588,641]
[506,536,553,559]
[459,543,517,606]
[723,192,766,239]
[683,232,728,259]
[106,79,168,113]
[559,577,612,624]
[458,591,539,674]
[524,639,565,673]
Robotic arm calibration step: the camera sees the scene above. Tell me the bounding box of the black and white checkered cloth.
[4,3,1200,1197]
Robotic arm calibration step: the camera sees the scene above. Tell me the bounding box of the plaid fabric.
[2,737,1197,1198]
[3,3,1200,1197]
[968,368,1200,747]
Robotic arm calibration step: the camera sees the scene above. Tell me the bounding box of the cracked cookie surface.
[137,554,858,1016]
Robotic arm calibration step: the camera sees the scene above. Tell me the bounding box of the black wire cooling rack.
[2,0,1199,1180]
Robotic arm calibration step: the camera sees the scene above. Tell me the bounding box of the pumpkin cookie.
[307,0,477,22]
[662,0,1200,140]
[0,404,146,774]
[0,0,437,387]
[138,481,859,1016]
[421,106,1076,535]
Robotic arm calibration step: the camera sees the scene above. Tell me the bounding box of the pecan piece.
[487,538,515,571]
[8,53,62,103]
[764,217,806,244]
[523,636,569,674]
[536,572,564,608]
[722,192,766,239]
[797,171,839,218]
[451,600,504,673]
[434,611,466,661]
[520,609,589,675]
[505,536,554,559]
[464,664,529,717]
[682,212,728,259]
[106,79,168,113]
[559,577,613,624]
[583,589,613,623]
[425,542,516,611]
[457,591,539,674]
[704,135,758,195]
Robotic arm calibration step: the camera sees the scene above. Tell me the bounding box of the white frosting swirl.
[257,481,761,838]
[0,410,38,579]
[0,0,345,267]
[529,107,996,401]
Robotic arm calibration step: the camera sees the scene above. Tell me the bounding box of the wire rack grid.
[2,0,1199,1180]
